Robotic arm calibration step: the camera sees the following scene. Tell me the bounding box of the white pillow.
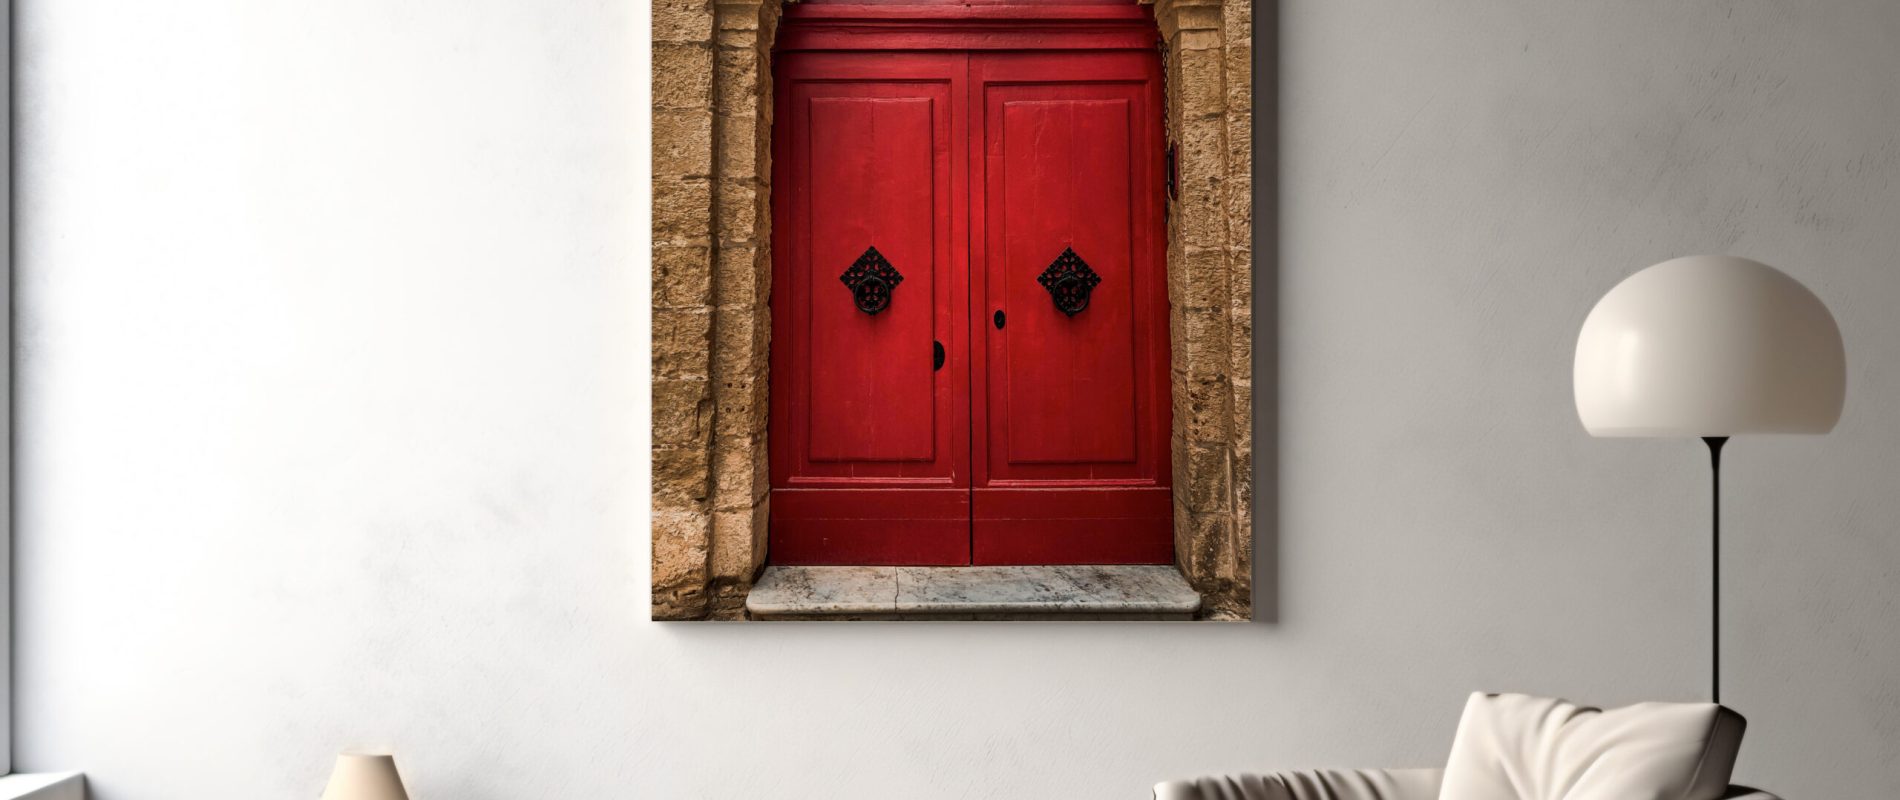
[1438,692,1746,800]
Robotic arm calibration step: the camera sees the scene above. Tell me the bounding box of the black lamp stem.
[1704,436,1728,705]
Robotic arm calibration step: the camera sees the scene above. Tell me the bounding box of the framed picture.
[652,0,1254,621]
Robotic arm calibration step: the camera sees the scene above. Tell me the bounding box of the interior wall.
[13,1,1899,798]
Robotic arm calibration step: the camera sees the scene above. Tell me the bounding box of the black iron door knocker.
[1036,246,1102,317]
[840,246,903,315]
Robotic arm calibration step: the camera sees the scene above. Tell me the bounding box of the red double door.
[768,5,1171,566]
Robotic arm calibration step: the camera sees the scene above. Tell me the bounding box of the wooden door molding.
[776,4,1161,53]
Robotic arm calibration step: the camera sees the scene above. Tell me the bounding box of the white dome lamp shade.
[1575,255,1845,437]
[1573,255,1846,705]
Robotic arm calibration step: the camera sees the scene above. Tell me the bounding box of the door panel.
[997,98,1138,465]
[769,53,971,565]
[807,96,938,463]
[970,52,1172,564]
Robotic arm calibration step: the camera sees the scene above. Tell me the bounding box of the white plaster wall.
[14,1,1900,797]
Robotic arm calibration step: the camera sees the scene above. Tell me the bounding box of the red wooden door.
[769,5,1170,566]
[969,51,1172,564]
[769,52,972,565]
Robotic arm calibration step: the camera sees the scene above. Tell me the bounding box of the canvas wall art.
[652,0,1255,621]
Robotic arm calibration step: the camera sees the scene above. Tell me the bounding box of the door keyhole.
[993,310,1006,329]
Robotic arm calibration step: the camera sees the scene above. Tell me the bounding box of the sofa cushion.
[1439,692,1746,800]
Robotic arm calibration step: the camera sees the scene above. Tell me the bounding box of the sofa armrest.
[1154,768,1443,800]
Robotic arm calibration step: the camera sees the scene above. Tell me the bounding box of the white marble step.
[745,564,1202,620]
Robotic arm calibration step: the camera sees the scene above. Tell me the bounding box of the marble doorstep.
[746,565,1202,620]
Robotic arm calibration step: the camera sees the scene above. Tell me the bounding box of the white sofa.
[1156,692,1780,800]
[1154,768,1780,800]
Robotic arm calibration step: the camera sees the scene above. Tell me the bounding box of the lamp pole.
[1704,436,1728,704]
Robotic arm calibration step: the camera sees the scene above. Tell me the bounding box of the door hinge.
[1165,144,1178,202]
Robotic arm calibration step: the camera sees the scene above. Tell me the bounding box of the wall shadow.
[1248,0,1281,624]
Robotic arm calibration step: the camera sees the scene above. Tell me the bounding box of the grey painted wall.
[14,0,1898,797]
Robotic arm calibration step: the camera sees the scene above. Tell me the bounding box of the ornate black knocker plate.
[1036,246,1101,317]
[840,246,903,315]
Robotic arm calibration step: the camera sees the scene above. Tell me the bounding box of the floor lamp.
[1574,255,1845,703]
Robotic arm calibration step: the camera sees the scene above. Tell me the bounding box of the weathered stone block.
[1228,303,1253,377]
[710,502,769,581]
[752,196,774,247]
[1229,245,1254,303]
[1178,109,1227,181]
[712,304,768,378]
[1224,108,1253,184]
[1178,46,1227,119]
[652,591,706,621]
[1231,436,1254,524]
[1172,370,1231,442]
[714,23,760,52]
[713,375,769,439]
[716,112,762,179]
[653,444,713,510]
[1225,116,1254,249]
[1225,39,1253,113]
[1231,376,1253,447]
[1182,9,1226,35]
[654,109,714,179]
[653,177,713,246]
[1174,306,1232,380]
[655,0,715,44]
[653,307,712,379]
[1174,191,1226,250]
[1156,0,1222,38]
[653,378,711,446]
[1178,438,1232,513]
[711,433,768,510]
[715,178,761,243]
[653,508,712,593]
[1173,506,1230,589]
[653,244,712,308]
[714,0,763,31]
[1168,245,1230,310]
[714,49,761,116]
[1174,127,1228,248]
[1221,0,1252,43]
[714,243,766,305]
[653,43,715,110]
[1177,28,1223,52]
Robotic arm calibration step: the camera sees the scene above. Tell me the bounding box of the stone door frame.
[653,0,1253,620]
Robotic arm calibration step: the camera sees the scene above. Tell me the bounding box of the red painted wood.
[770,52,971,565]
[775,4,1157,53]
[793,3,1144,13]
[771,490,971,566]
[801,0,1134,7]
[971,488,1172,565]
[769,7,1170,567]
[969,51,1172,564]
